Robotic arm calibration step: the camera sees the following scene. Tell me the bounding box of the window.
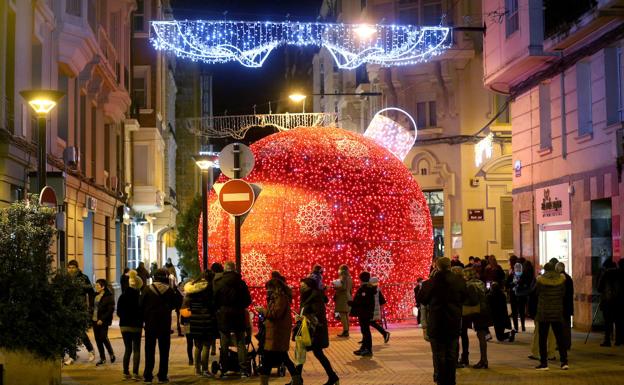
[361,0,367,10]
[80,94,86,173]
[604,47,621,125]
[127,223,141,269]
[57,73,69,141]
[132,67,149,110]
[65,0,81,17]
[576,61,593,136]
[134,145,148,185]
[319,61,325,96]
[539,83,552,149]
[104,124,111,174]
[424,190,444,217]
[501,196,513,249]
[416,101,437,128]
[494,93,510,124]
[519,210,533,258]
[31,43,42,89]
[133,0,146,32]
[91,106,97,177]
[87,0,97,33]
[398,0,442,25]
[505,0,519,37]
[10,184,23,202]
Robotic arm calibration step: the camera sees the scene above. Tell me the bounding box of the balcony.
[131,127,166,214]
[544,0,597,39]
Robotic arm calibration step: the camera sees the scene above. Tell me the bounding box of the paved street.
[63,319,624,385]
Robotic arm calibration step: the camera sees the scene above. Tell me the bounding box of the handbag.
[462,303,480,316]
[293,314,312,365]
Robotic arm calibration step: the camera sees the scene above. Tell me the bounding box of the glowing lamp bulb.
[19,89,65,116]
[354,24,377,39]
[289,94,307,103]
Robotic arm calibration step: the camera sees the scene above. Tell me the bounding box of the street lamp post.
[19,90,65,192]
[194,148,219,272]
[288,93,307,113]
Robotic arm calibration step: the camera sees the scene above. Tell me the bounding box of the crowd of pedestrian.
[62,253,624,385]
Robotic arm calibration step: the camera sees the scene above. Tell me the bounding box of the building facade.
[483,0,624,328]
[0,0,135,286]
[313,0,514,261]
[127,0,177,270]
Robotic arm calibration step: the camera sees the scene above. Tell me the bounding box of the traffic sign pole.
[234,143,242,273]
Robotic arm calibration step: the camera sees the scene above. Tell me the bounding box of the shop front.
[536,183,572,273]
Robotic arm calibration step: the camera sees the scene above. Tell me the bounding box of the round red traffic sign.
[218,179,255,216]
[39,186,58,208]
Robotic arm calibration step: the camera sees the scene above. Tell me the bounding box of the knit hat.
[128,269,143,290]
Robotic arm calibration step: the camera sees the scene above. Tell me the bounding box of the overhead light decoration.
[199,127,433,322]
[150,20,451,69]
[475,133,493,167]
[364,107,417,160]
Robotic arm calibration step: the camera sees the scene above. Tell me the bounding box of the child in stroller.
[211,310,260,377]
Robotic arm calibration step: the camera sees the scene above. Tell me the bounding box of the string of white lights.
[150,20,451,69]
[178,112,336,139]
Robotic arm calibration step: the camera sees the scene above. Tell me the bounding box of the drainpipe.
[558,51,567,159]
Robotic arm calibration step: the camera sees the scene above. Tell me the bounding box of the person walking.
[142,268,183,383]
[182,270,218,376]
[137,262,150,285]
[117,270,143,380]
[369,277,391,343]
[534,262,568,370]
[213,261,252,377]
[309,264,325,290]
[418,257,466,385]
[296,277,339,385]
[64,260,96,365]
[256,276,299,385]
[92,279,116,366]
[333,264,353,338]
[167,266,183,337]
[459,267,490,369]
[598,259,622,347]
[556,262,574,351]
[350,272,376,357]
[487,282,515,342]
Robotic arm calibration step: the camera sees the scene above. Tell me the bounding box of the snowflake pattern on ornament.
[208,202,223,233]
[242,249,273,286]
[295,200,332,237]
[397,288,416,317]
[335,138,369,158]
[363,247,394,281]
[409,200,428,235]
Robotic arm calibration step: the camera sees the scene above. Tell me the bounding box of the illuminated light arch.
[150,20,451,69]
[364,107,417,160]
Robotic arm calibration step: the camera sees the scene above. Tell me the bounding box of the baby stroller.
[255,312,287,377]
[211,310,260,377]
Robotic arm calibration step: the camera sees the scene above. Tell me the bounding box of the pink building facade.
[483,0,624,329]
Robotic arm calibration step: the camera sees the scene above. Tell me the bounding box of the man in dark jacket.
[142,268,183,383]
[65,260,96,364]
[213,261,252,376]
[417,257,467,385]
[598,259,622,347]
[556,262,574,350]
[535,262,568,370]
[349,271,376,357]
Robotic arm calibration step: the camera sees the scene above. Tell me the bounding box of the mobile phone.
[486,281,491,290]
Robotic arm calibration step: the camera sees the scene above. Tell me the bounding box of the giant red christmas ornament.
[199,127,432,322]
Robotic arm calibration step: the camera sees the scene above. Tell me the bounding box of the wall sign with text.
[467,209,484,221]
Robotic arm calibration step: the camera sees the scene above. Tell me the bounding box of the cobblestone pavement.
[63,319,624,385]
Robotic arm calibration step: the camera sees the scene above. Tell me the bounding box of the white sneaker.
[88,351,96,362]
[63,356,74,366]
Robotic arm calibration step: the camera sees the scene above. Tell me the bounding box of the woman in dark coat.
[117,270,143,380]
[487,282,515,342]
[93,279,116,366]
[459,268,490,369]
[256,276,299,385]
[297,277,339,385]
[181,270,218,376]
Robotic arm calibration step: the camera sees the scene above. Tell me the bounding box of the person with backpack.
[142,268,183,383]
[117,270,143,380]
[213,261,252,377]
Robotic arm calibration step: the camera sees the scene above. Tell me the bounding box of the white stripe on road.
[223,193,250,202]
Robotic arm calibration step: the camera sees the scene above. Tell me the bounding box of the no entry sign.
[218,179,255,216]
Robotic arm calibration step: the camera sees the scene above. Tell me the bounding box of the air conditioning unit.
[63,146,80,169]
[86,196,97,212]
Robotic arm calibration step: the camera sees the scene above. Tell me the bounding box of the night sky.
[172,0,324,117]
